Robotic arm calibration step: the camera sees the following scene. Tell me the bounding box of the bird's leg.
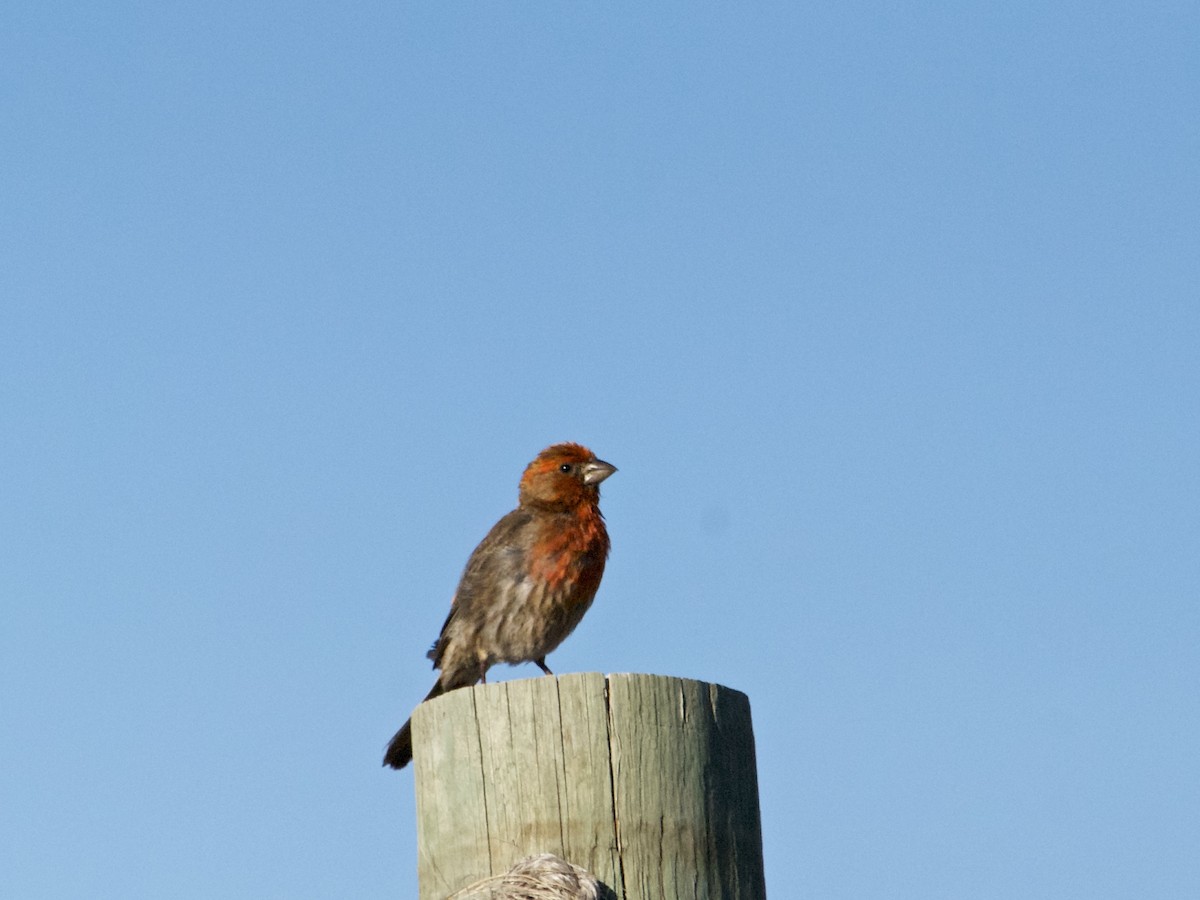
[535,657,553,676]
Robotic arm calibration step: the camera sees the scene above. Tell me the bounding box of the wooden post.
[411,672,767,900]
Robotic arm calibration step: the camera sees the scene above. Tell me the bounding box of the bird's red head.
[518,443,617,511]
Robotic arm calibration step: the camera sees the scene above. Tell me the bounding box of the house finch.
[383,442,617,770]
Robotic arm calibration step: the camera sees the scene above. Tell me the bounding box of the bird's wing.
[427,507,534,667]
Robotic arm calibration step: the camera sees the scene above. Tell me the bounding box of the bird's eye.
[559,463,573,474]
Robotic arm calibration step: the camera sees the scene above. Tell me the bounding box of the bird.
[383,442,617,770]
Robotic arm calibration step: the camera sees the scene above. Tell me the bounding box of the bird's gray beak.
[582,458,617,485]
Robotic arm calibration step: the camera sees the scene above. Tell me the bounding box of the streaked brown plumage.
[383,442,616,770]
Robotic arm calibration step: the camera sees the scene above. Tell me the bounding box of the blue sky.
[2,2,1198,897]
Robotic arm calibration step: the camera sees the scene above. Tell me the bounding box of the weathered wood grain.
[411,673,765,900]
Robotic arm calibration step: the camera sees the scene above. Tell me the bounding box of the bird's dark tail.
[383,681,445,770]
